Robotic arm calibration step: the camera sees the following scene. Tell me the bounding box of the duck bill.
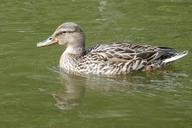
[37,37,59,47]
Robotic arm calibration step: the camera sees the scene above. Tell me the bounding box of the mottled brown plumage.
[37,22,188,75]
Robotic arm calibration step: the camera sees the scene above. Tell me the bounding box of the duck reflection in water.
[52,73,86,110]
[51,70,147,110]
[51,67,188,110]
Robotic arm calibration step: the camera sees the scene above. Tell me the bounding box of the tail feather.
[162,51,188,64]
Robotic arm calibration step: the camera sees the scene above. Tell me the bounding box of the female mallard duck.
[37,22,188,75]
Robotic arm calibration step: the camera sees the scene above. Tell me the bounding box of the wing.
[88,42,159,62]
[77,42,176,74]
[88,42,176,62]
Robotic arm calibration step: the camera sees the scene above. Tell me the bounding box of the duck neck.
[64,45,85,55]
[64,36,85,55]
[64,34,85,55]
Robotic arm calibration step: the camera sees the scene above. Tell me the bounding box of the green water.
[0,0,192,127]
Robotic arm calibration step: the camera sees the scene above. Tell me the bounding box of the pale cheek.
[58,34,75,45]
[58,37,67,45]
[66,35,74,43]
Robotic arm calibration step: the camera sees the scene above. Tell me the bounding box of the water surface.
[0,0,192,128]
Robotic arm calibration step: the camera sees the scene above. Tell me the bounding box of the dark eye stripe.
[56,31,74,36]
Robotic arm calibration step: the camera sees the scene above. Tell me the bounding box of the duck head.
[37,22,85,54]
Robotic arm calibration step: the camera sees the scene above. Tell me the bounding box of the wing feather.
[75,42,177,74]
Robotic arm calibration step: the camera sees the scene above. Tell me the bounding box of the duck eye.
[56,31,66,36]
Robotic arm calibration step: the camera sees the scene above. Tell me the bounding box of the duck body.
[37,22,188,76]
[59,42,187,75]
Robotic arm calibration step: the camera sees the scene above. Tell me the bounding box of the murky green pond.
[0,0,192,127]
